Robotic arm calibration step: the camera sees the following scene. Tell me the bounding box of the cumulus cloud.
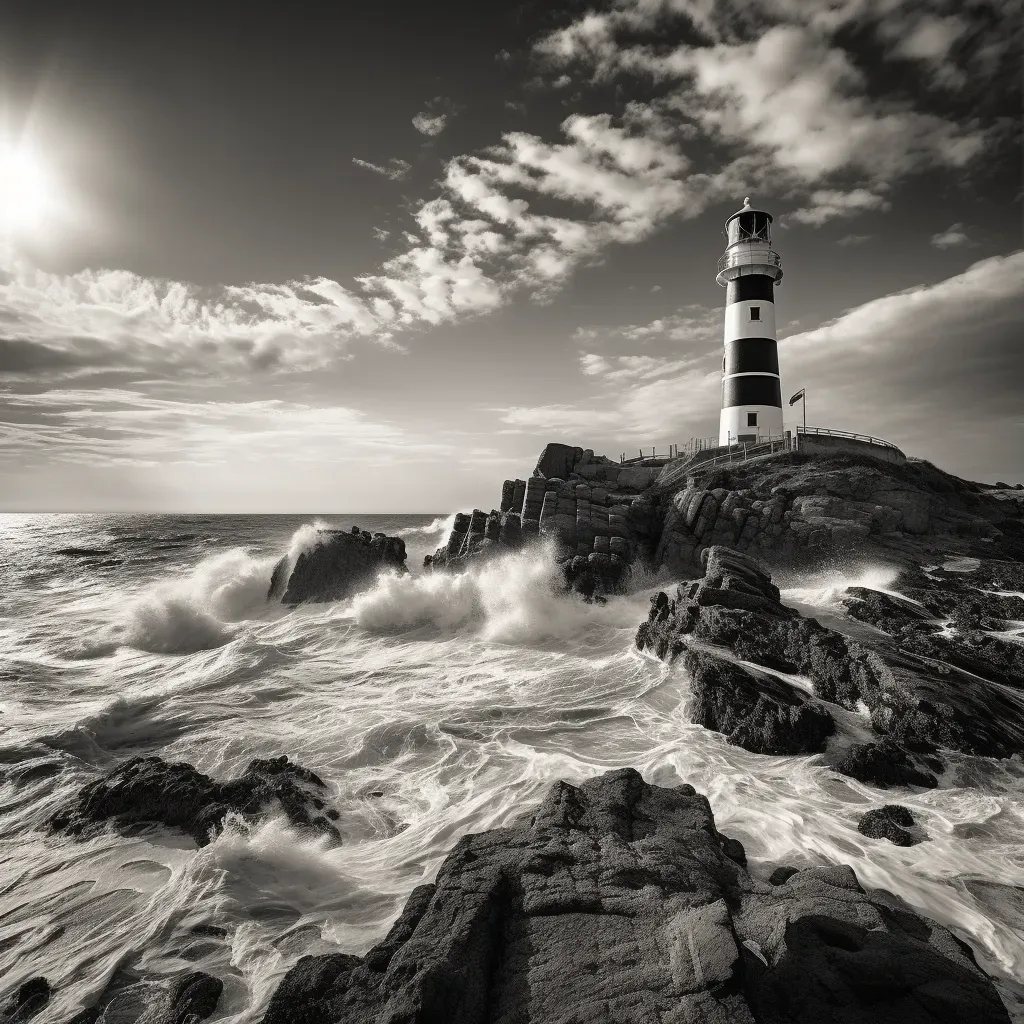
[535,0,1010,202]
[930,222,972,248]
[352,157,412,180]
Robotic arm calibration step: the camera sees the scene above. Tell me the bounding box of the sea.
[1,513,1024,1021]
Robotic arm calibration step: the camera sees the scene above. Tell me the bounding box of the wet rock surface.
[261,769,1009,1024]
[269,526,406,604]
[1,977,50,1022]
[65,970,222,1024]
[50,754,340,847]
[637,545,1024,775]
[858,805,922,847]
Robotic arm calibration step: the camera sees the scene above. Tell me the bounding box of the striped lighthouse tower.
[716,198,784,446]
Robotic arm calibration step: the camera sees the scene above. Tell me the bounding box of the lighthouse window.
[747,412,758,427]
[749,306,761,321]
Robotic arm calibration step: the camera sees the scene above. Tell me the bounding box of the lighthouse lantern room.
[716,198,784,446]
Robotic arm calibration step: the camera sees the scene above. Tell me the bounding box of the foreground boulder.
[261,769,1009,1024]
[269,526,406,604]
[50,755,340,847]
[637,546,1024,779]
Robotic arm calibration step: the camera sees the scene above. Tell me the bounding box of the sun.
[0,142,57,235]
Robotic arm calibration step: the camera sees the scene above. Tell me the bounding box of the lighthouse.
[716,198,784,446]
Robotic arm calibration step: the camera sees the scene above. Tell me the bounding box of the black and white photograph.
[1,1,1022,1020]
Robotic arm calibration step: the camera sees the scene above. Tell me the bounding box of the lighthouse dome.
[724,197,773,245]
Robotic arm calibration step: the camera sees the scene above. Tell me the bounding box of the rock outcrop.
[269,526,406,604]
[427,442,1024,592]
[858,805,923,847]
[635,545,1024,780]
[261,769,1009,1024]
[50,755,341,847]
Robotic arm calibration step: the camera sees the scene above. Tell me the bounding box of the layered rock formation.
[261,769,1009,1024]
[636,545,1024,784]
[427,442,1024,590]
[50,755,341,847]
[426,444,665,594]
[269,526,406,604]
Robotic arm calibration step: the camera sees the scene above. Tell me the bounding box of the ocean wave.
[396,513,458,539]
[349,542,649,644]
[121,547,303,655]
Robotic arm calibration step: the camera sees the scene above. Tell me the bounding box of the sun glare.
[0,142,57,235]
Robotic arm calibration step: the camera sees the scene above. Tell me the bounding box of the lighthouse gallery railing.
[717,248,783,275]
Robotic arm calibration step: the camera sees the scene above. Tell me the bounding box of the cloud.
[575,305,722,345]
[0,260,387,377]
[535,0,1010,199]
[837,234,871,246]
[930,222,972,249]
[498,252,1024,480]
[0,388,463,468]
[789,189,890,226]
[580,352,699,381]
[352,157,412,181]
[780,249,1024,471]
[412,97,457,138]
[412,112,448,137]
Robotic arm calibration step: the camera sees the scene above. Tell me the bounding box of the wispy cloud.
[789,189,890,227]
[930,222,972,249]
[352,157,412,181]
[0,388,466,468]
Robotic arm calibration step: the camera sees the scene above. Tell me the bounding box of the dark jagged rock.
[1,977,50,1022]
[843,587,940,635]
[858,804,922,846]
[269,526,406,604]
[834,739,939,789]
[636,547,836,755]
[769,865,800,885]
[638,545,1024,776]
[682,648,836,755]
[261,769,1009,1024]
[50,754,340,847]
[65,971,222,1024]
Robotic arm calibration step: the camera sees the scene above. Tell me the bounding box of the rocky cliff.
[427,441,1024,596]
[261,768,1010,1024]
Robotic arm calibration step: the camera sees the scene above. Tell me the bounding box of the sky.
[0,0,1021,512]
